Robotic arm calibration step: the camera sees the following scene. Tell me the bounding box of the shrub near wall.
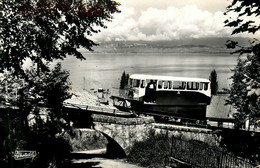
[127,130,170,168]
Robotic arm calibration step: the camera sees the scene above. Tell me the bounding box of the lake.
[61,50,237,92]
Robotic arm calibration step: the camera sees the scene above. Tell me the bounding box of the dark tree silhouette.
[225,0,260,128]
[209,69,218,95]
[120,71,129,89]
[0,0,120,75]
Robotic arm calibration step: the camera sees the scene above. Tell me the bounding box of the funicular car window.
[187,82,191,89]
[134,79,140,87]
[164,81,168,89]
[199,82,203,90]
[168,81,172,89]
[173,81,185,89]
[195,82,199,90]
[187,82,199,90]
[182,82,186,89]
[140,80,145,88]
[204,83,209,90]
[158,80,163,89]
[129,79,133,87]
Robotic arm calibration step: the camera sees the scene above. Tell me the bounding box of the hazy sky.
[92,0,258,41]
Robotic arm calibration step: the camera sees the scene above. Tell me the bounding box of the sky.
[92,0,258,41]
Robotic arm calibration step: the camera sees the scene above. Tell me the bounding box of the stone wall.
[67,114,221,157]
[92,114,155,125]
[92,114,154,155]
[65,128,108,151]
[153,123,221,147]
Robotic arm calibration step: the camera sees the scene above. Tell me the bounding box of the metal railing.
[166,137,256,168]
[62,102,133,116]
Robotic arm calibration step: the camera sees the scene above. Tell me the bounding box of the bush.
[127,131,170,168]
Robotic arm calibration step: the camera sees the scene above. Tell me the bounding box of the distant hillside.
[85,37,250,54]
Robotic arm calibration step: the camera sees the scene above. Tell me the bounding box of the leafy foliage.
[23,113,73,168]
[0,63,72,108]
[1,0,120,167]
[0,0,120,75]
[209,69,218,95]
[219,128,260,164]
[0,63,73,167]
[224,0,260,35]
[0,71,25,105]
[128,130,170,168]
[226,55,260,128]
[25,63,72,108]
[225,0,260,127]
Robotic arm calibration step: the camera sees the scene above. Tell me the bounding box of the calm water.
[61,52,237,91]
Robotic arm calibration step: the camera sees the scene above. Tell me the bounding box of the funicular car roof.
[130,74,210,83]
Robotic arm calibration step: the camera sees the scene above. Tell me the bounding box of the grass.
[127,130,170,168]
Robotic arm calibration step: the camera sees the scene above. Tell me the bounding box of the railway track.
[63,101,211,129]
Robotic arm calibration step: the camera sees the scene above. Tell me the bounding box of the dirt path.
[70,158,144,168]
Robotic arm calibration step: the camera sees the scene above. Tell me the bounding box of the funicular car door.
[138,79,146,98]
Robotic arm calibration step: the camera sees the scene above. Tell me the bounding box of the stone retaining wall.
[65,128,108,152]
[93,115,155,155]
[68,114,221,156]
[92,114,155,125]
[154,123,221,147]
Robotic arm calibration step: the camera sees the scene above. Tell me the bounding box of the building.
[206,94,237,128]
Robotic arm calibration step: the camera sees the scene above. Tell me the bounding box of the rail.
[166,137,257,168]
[62,102,133,116]
[111,87,136,99]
